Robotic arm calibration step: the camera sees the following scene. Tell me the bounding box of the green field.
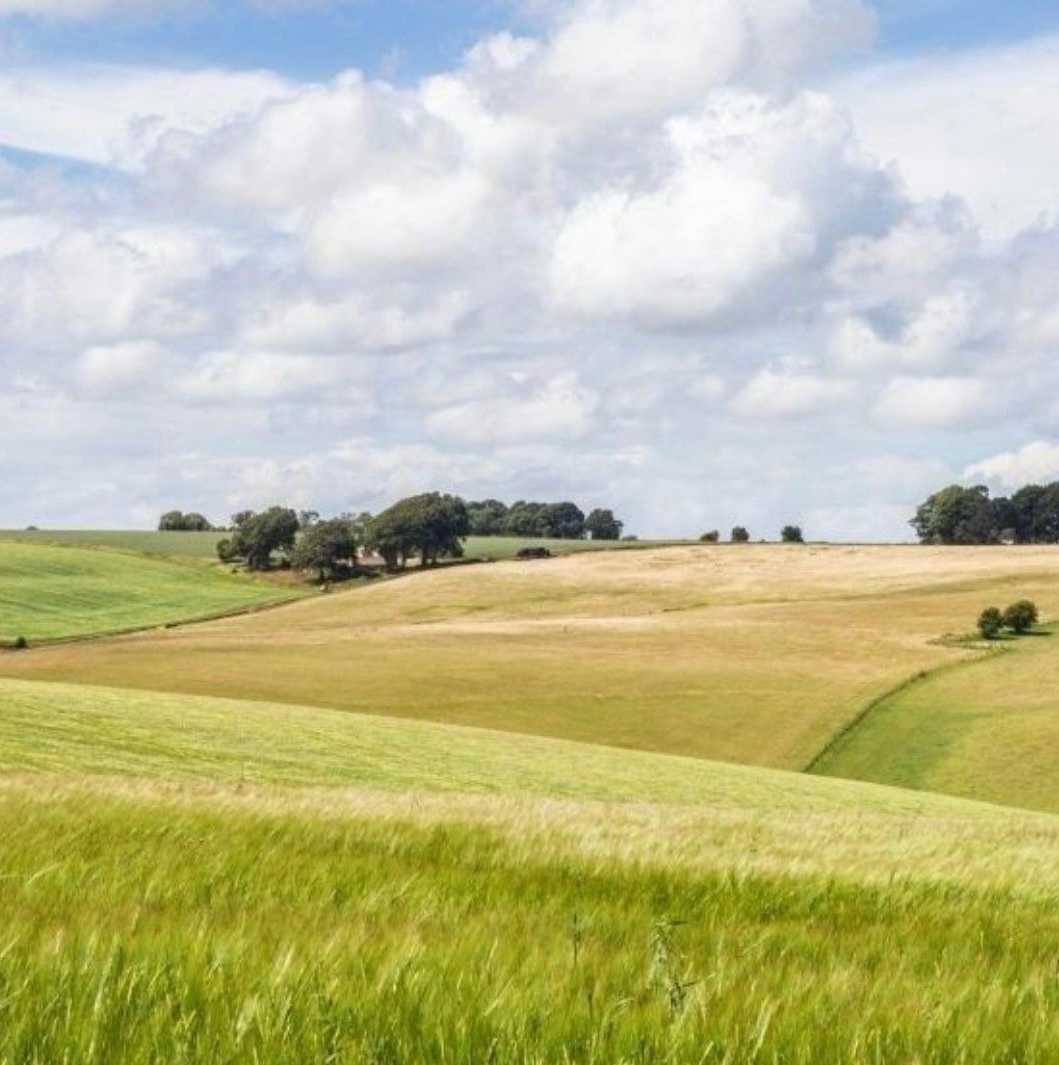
[0,541,301,642]
[5,541,1059,1060]
[815,623,1059,812]
[0,529,679,563]
[6,677,1059,1061]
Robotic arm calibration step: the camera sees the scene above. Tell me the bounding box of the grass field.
[6,541,1059,1060]
[0,529,680,563]
[0,541,302,642]
[5,545,1059,773]
[6,678,1059,1061]
[815,622,1059,812]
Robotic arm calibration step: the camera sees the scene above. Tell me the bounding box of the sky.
[1,0,1059,538]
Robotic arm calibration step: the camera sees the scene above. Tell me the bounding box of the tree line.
[175,493,627,580]
[912,483,1059,545]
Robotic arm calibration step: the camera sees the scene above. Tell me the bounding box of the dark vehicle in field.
[515,546,553,560]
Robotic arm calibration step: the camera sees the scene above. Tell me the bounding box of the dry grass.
[4,545,1059,771]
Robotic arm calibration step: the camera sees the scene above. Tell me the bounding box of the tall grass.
[4,787,1059,1063]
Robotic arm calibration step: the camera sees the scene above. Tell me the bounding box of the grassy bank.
[0,542,302,642]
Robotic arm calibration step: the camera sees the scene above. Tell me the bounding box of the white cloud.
[731,367,852,419]
[426,372,599,445]
[966,442,1059,490]
[874,376,987,428]
[835,35,1059,241]
[77,340,164,396]
[0,63,289,168]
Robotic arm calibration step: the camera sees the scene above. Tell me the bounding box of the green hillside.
[0,542,300,641]
[815,623,1059,812]
[5,675,1059,1061]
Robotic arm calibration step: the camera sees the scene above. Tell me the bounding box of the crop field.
[0,529,678,563]
[5,544,1059,771]
[815,621,1059,812]
[0,541,301,642]
[6,676,1059,1061]
[4,541,1059,1061]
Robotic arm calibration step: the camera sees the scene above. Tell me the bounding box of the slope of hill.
[0,541,301,641]
[4,544,1059,773]
[815,623,1059,812]
[5,674,1059,1061]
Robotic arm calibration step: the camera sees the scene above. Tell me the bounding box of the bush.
[1003,599,1039,635]
[731,526,750,543]
[11,635,27,650]
[781,525,804,544]
[699,530,719,543]
[977,607,1003,640]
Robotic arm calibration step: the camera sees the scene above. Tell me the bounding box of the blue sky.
[8,0,1059,80]
[0,0,1058,536]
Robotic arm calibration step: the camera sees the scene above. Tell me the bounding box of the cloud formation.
[0,0,1056,539]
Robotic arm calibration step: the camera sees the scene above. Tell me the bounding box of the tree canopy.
[217,507,299,571]
[366,493,470,569]
[585,508,623,541]
[290,518,358,581]
[781,525,804,544]
[911,482,1059,544]
[158,511,213,532]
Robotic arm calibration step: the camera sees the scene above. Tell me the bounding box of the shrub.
[731,526,750,543]
[1003,599,1039,635]
[699,530,719,543]
[11,635,27,650]
[977,607,1003,640]
[781,525,804,543]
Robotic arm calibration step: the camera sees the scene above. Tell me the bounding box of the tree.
[366,492,470,569]
[503,501,548,537]
[977,607,1003,640]
[699,530,719,543]
[158,510,186,531]
[220,506,299,570]
[291,518,357,581]
[1003,599,1039,635]
[298,510,320,530]
[538,502,586,540]
[158,510,213,532]
[585,508,623,541]
[781,525,804,543]
[911,485,998,545]
[731,526,750,543]
[467,499,509,536]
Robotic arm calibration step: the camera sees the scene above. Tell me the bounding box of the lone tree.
[585,508,623,541]
[1003,599,1039,635]
[291,518,358,582]
[366,492,470,569]
[978,607,1003,640]
[731,526,750,543]
[217,506,299,570]
[699,530,719,543]
[781,525,804,543]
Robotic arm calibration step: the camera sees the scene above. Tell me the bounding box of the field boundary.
[802,644,1008,775]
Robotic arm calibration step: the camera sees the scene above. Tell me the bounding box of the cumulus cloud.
[731,367,853,419]
[874,376,988,428]
[966,442,1059,490]
[1,0,1058,538]
[426,372,599,445]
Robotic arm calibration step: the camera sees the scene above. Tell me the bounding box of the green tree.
[781,525,804,543]
[221,506,300,570]
[699,530,719,543]
[911,485,998,544]
[977,606,1003,640]
[585,508,623,541]
[1003,600,1039,635]
[291,518,357,582]
[158,510,186,531]
[366,492,470,569]
[538,502,586,539]
[731,526,750,543]
[467,499,510,536]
